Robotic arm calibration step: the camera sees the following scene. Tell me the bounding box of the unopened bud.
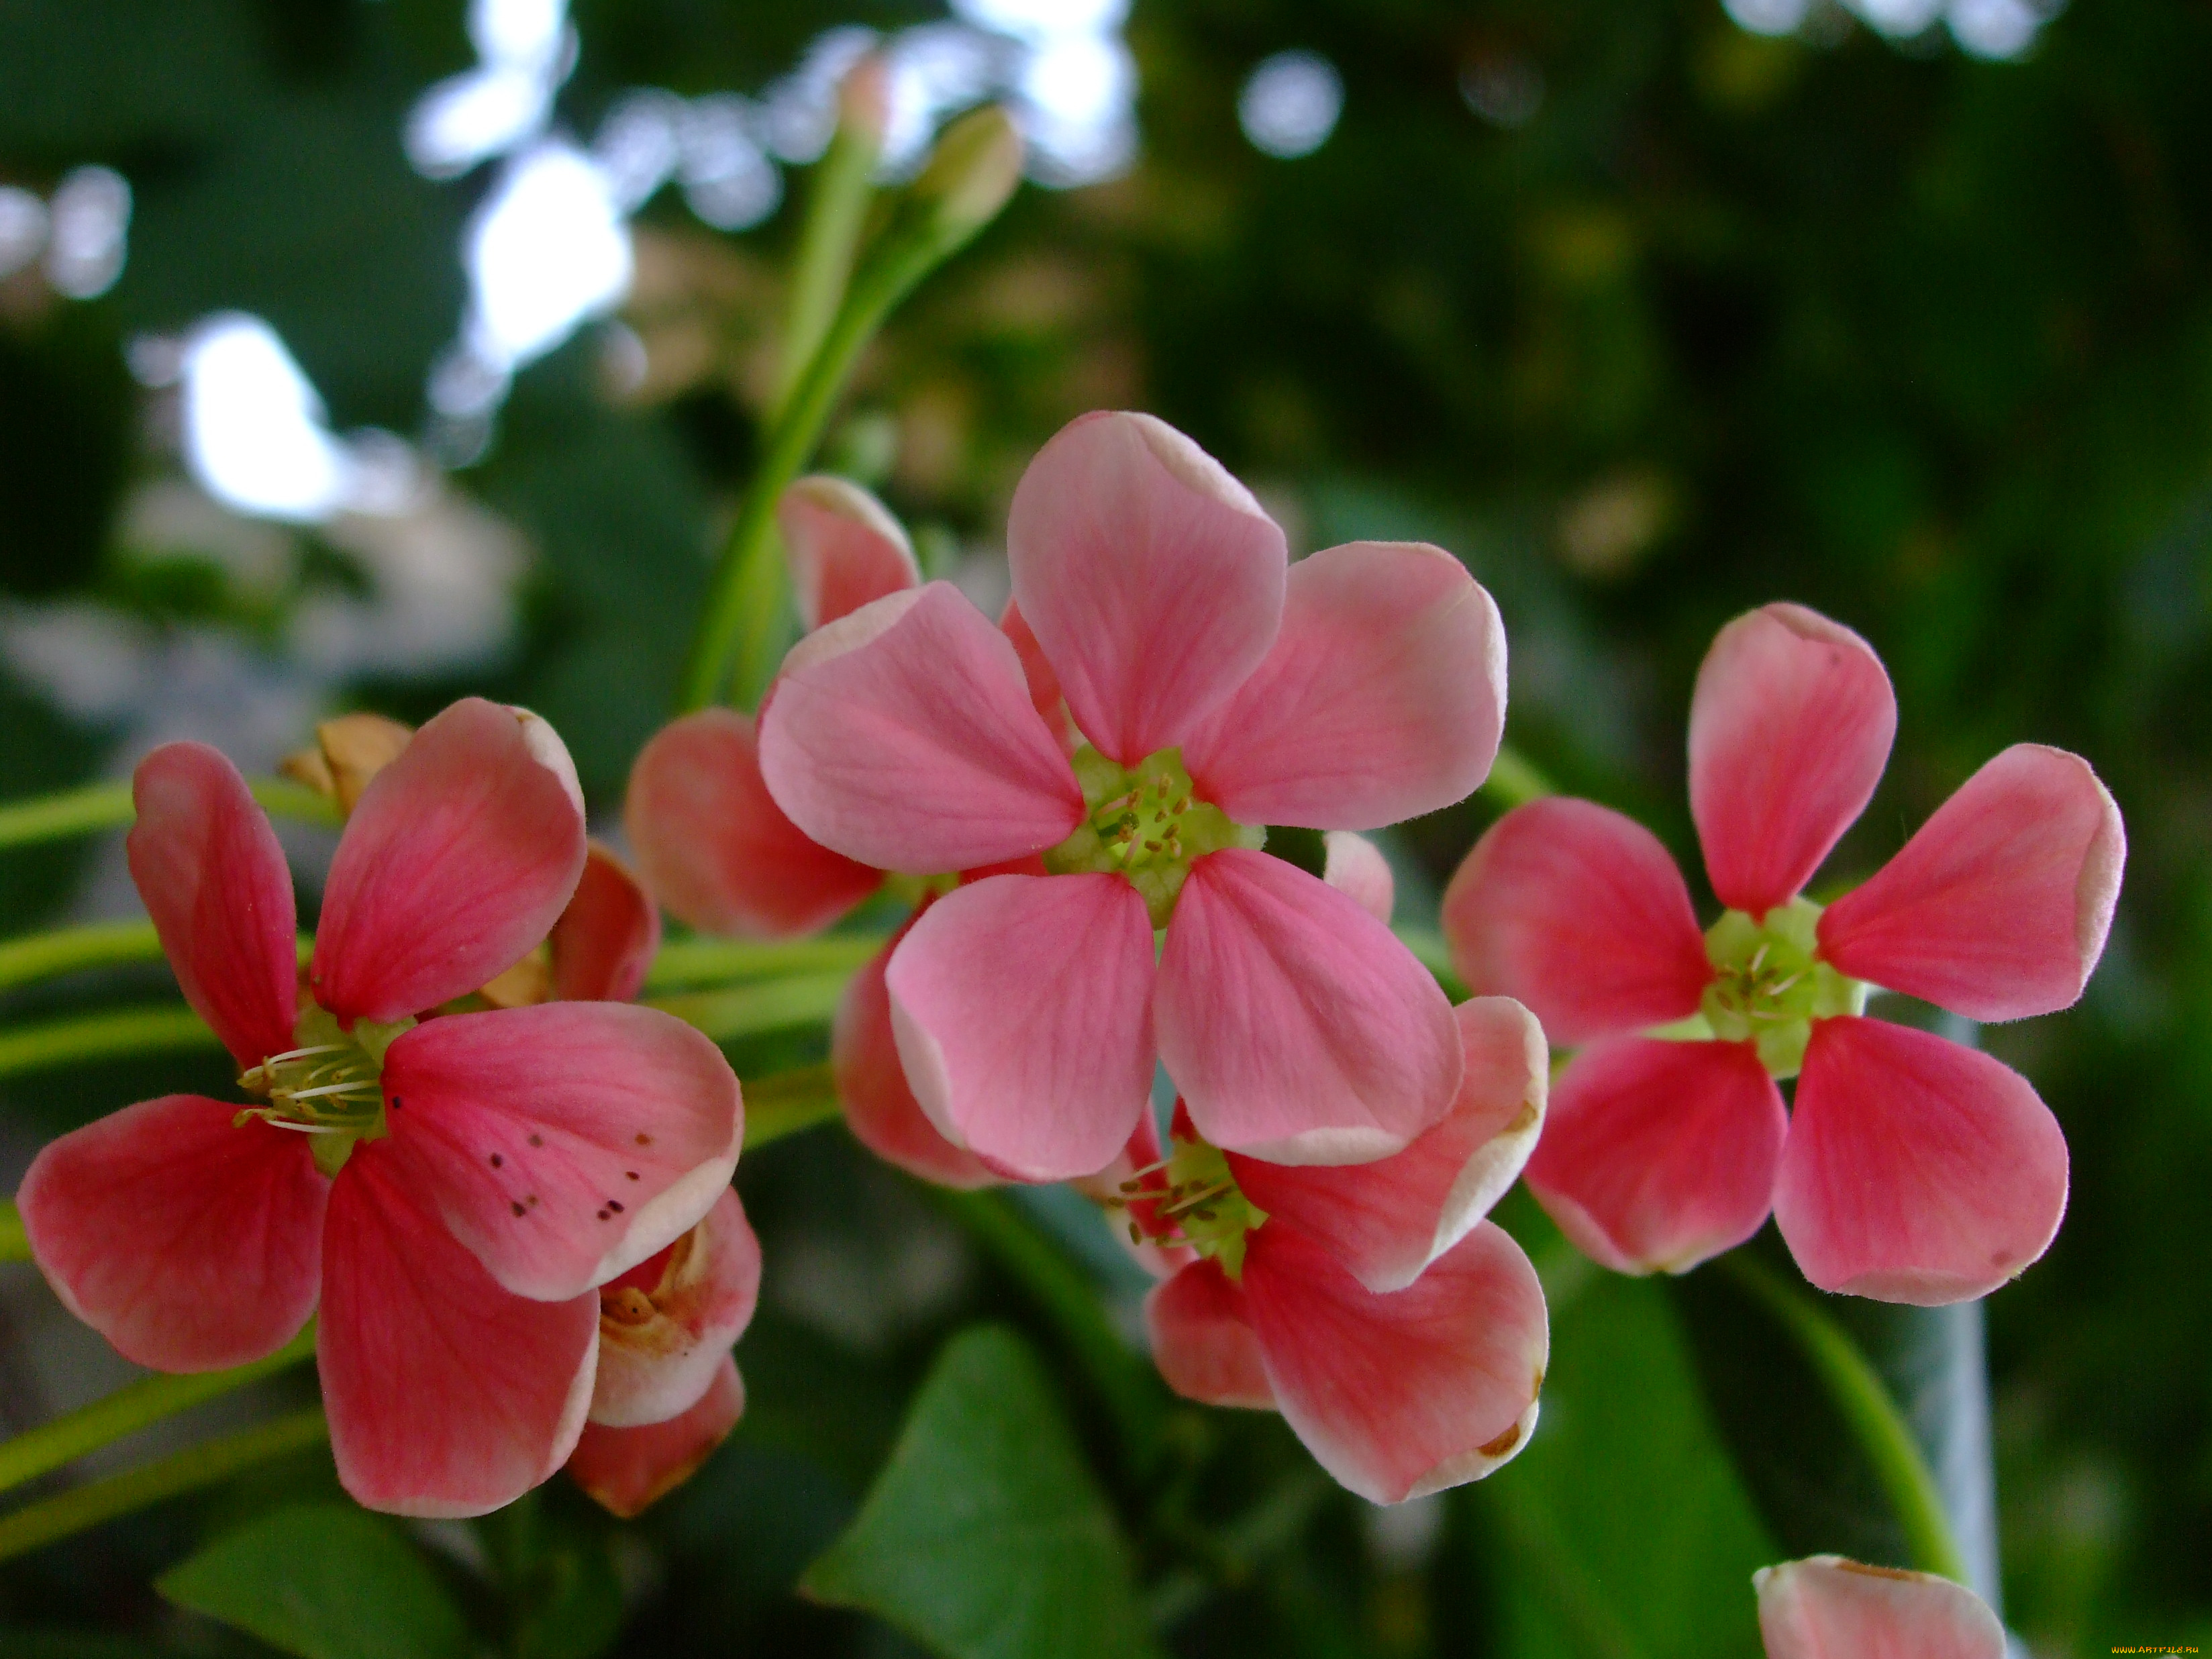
[911,105,1023,242]
[838,54,892,152]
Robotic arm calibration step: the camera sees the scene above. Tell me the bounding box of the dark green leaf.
[801,1324,1158,1659]
[156,1501,470,1659]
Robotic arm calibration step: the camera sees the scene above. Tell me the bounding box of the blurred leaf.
[0,1634,163,1659]
[801,1324,1158,1659]
[156,1501,470,1659]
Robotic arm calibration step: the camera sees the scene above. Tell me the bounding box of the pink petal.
[1229,997,1547,1294]
[1157,849,1460,1165]
[17,1095,325,1372]
[313,698,587,1024]
[1755,1556,2007,1659]
[1006,411,1287,764]
[1525,1038,1786,1275]
[125,743,297,1069]
[1183,541,1506,830]
[626,709,881,939]
[1817,745,2126,1022]
[319,1146,599,1517]
[1243,1221,1548,1504]
[999,599,1078,752]
[550,842,661,1003]
[589,1189,760,1427]
[778,474,921,631]
[886,873,1156,1182]
[1144,1260,1274,1409]
[759,585,1085,872]
[834,928,999,1189]
[1442,799,1712,1046]
[1774,1017,2068,1305]
[1691,604,1897,917]
[379,1003,741,1302]
[1321,830,1394,923]
[568,1355,745,1519]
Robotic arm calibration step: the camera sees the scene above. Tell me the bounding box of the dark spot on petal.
[489,1154,503,1168]
[527,1195,539,1207]
[511,1201,525,1217]
[625,1170,638,1180]
[389,1096,403,1109]
[596,1209,609,1221]
[528,1133,544,1148]
[634,1132,652,1146]
[607,1200,623,1213]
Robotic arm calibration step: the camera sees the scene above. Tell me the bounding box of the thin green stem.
[1719,1252,1972,1583]
[0,1005,219,1078]
[0,778,338,852]
[0,921,165,993]
[1392,925,1469,999]
[1480,743,1556,809]
[773,109,883,419]
[646,934,881,991]
[646,971,851,1043]
[0,1325,317,1497]
[742,1062,843,1150]
[0,1197,25,1264]
[0,1407,328,1564]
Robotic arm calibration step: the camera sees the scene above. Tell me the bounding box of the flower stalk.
[0,777,340,851]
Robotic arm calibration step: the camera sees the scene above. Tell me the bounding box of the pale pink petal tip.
[1775,1017,2068,1305]
[1690,603,1897,917]
[760,583,1084,873]
[626,709,879,939]
[1817,744,2127,1023]
[1184,541,1505,830]
[1145,1260,1274,1409]
[834,931,999,1189]
[778,474,921,632]
[1229,997,1547,1295]
[1006,411,1287,764]
[1160,850,1460,1166]
[1321,831,1395,924]
[570,1356,745,1519]
[1443,797,1711,1046]
[887,874,1155,1183]
[1526,1038,1787,1276]
[589,1189,760,1428]
[1754,1556,2007,1659]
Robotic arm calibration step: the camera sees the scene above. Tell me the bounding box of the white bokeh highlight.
[1238,50,1344,160]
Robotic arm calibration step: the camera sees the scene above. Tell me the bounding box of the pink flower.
[1124,995,1550,1503]
[1755,1557,2005,1659]
[627,476,997,1189]
[756,411,1509,1181]
[16,699,742,1516]
[1444,603,2124,1303]
[567,1186,760,1517]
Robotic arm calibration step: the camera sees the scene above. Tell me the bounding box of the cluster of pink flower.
[15,409,2123,1534]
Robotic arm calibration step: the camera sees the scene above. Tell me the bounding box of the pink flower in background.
[1444,603,2124,1304]
[1755,1557,2005,1659]
[1125,995,1550,1504]
[17,699,742,1517]
[758,410,1508,1182]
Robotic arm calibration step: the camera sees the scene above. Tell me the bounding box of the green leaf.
[0,1633,164,1659]
[801,1324,1159,1659]
[156,1501,470,1659]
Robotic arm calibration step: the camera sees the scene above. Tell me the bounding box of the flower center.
[1697,898,1866,1079]
[1043,746,1261,927]
[1106,1130,1269,1279]
[238,1001,415,1178]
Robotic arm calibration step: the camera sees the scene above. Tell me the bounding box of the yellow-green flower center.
[1043,746,1262,927]
[238,1002,415,1177]
[1108,1131,1270,1279]
[1691,898,1866,1079]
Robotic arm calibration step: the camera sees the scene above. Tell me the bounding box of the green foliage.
[803,1325,1160,1659]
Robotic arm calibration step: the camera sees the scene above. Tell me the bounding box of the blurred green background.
[1,1,2207,1655]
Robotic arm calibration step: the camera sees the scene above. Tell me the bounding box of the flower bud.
[838,54,893,152]
[911,105,1023,242]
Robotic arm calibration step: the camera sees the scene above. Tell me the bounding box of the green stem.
[0,778,339,852]
[772,107,882,419]
[1719,1252,1972,1583]
[0,921,166,993]
[1480,743,1556,809]
[0,1197,24,1264]
[0,1004,219,1078]
[0,1407,328,1564]
[646,971,851,1043]
[645,934,881,991]
[0,1325,317,1497]
[742,1062,843,1150]
[1392,925,1469,999]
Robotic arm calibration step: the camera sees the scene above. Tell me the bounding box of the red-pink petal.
[886,874,1156,1183]
[1229,997,1547,1294]
[379,1003,741,1302]
[627,709,881,939]
[1525,1038,1786,1275]
[1006,411,1287,764]
[1690,604,1897,917]
[1817,745,2125,1022]
[760,585,1085,872]
[125,743,297,1068]
[1183,541,1505,830]
[319,1147,599,1517]
[568,1355,744,1519]
[1157,850,1460,1166]
[1442,799,1712,1046]
[589,1189,760,1427]
[1774,1017,2068,1305]
[548,842,660,1003]
[1755,1556,2007,1659]
[17,1095,325,1372]
[1144,1260,1274,1409]
[1244,1221,1548,1504]
[778,474,921,631]
[1321,830,1394,924]
[999,599,1078,752]
[834,929,998,1188]
[313,698,587,1024]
